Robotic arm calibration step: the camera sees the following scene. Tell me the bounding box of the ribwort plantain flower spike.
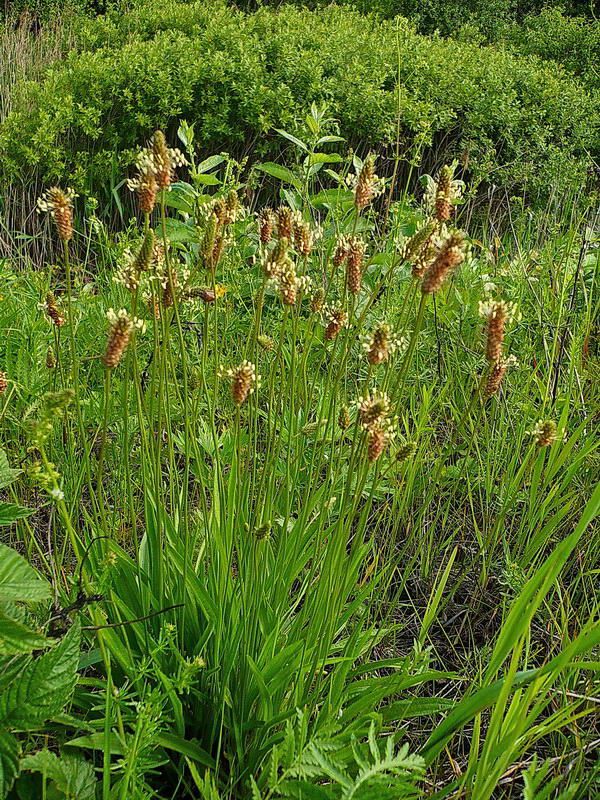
[102,309,145,369]
[421,231,466,295]
[37,188,76,242]
[221,361,260,405]
[529,420,559,447]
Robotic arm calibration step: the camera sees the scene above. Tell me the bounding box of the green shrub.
[493,9,600,90]
[0,0,597,203]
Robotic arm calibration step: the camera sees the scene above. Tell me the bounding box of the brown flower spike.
[222,361,260,405]
[530,420,558,447]
[421,232,465,295]
[102,309,143,368]
[0,372,7,393]
[354,154,381,211]
[45,292,65,327]
[37,188,76,241]
[324,307,348,341]
[258,209,275,244]
[346,236,365,295]
[435,165,453,222]
[479,300,518,362]
[276,207,293,241]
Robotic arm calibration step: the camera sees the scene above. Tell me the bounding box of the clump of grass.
[0,124,598,800]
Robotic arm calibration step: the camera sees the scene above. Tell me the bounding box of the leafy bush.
[0,0,597,205]
[237,0,596,35]
[492,8,600,90]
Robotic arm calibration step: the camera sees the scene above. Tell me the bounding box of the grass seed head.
[396,441,417,462]
[324,305,348,340]
[257,334,275,351]
[292,211,314,256]
[151,130,186,190]
[310,287,326,314]
[127,151,158,214]
[0,371,7,393]
[367,421,395,462]
[402,219,437,264]
[484,355,517,397]
[480,300,519,362]
[358,391,392,431]
[333,235,350,267]
[133,229,155,273]
[46,347,56,369]
[353,154,383,210]
[338,405,350,431]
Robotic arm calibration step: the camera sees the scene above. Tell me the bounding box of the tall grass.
[0,120,598,798]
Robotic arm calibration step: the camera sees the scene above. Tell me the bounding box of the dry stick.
[550,207,595,405]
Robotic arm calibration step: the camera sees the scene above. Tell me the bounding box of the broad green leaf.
[65,732,125,756]
[0,503,34,526]
[195,174,222,186]
[0,543,51,602]
[0,611,49,655]
[21,750,95,799]
[197,155,225,174]
[162,182,196,214]
[255,162,302,190]
[0,450,21,490]
[0,622,80,729]
[163,218,198,245]
[275,128,309,152]
[308,152,343,164]
[310,188,354,208]
[0,732,19,798]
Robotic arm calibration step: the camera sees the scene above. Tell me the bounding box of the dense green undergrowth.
[0,121,599,797]
[0,0,598,211]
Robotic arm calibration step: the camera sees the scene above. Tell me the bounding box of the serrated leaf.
[0,503,34,526]
[0,622,80,729]
[0,450,21,490]
[0,731,19,798]
[0,543,51,602]
[20,750,95,799]
[255,162,302,190]
[0,611,50,655]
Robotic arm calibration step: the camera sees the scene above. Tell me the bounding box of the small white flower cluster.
[478,298,520,323]
[422,173,464,212]
[356,391,394,430]
[106,307,146,334]
[360,327,407,358]
[36,187,77,215]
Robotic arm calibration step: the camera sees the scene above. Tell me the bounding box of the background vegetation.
[0,0,599,797]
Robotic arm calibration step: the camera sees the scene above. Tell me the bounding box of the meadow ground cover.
[0,107,599,798]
